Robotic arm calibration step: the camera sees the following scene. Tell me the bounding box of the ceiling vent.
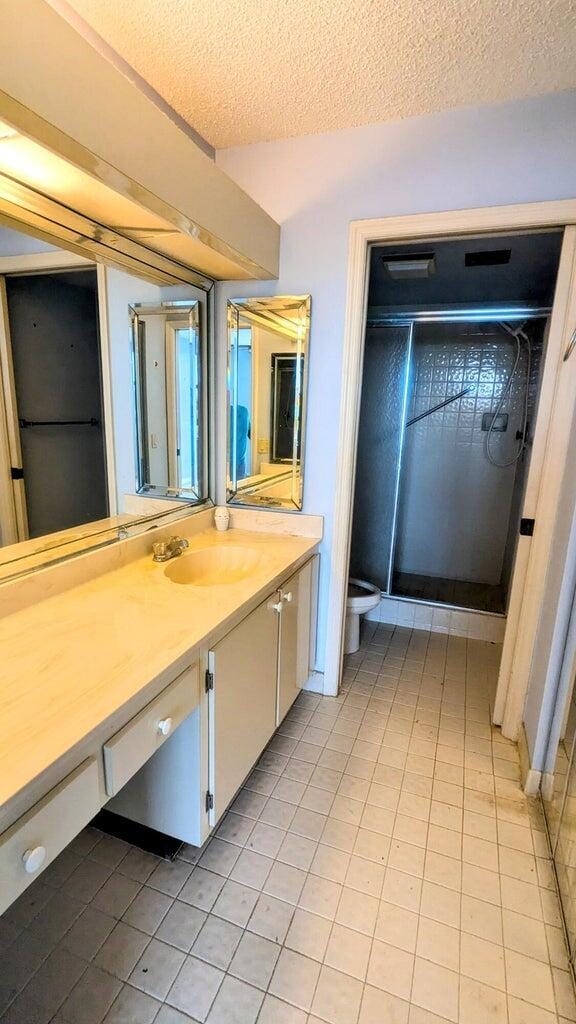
[465,249,512,267]
[381,252,435,279]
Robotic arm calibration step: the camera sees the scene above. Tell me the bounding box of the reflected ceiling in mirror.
[227,296,310,511]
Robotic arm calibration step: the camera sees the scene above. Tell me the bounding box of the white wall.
[216,90,576,674]
[0,227,56,255]
[104,269,162,504]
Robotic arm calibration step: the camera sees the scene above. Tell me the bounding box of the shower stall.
[350,309,548,616]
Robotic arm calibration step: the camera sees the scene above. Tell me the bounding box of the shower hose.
[484,321,532,468]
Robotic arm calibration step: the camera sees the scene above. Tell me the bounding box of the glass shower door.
[350,324,412,591]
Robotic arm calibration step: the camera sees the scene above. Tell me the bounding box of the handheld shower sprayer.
[484,321,532,468]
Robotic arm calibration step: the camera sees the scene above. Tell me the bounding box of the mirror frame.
[130,300,209,504]
[226,295,310,511]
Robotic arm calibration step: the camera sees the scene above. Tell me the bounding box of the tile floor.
[1,622,575,1024]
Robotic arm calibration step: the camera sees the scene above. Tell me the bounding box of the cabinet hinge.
[205,669,214,692]
[205,791,214,812]
[520,518,535,536]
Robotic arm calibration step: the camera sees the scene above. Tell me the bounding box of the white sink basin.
[164,545,262,586]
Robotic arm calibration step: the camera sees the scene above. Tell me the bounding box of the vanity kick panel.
[0,758,100,915]
[103,663,199,797]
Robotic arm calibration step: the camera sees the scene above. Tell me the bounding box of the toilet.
[345,578,381,654]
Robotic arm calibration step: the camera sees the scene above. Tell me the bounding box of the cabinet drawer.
[0,758,100,915]
[103,664,199,797]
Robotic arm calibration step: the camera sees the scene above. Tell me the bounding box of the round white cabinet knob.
[282,592,293,603]
[157,717,173,737]
[22,846,47,874]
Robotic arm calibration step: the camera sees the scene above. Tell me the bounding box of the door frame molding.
[324,199,576,744]
[0,253,118,546]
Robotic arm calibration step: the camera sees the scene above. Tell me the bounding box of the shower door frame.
[373,306,551,610]
[325,199,576,753]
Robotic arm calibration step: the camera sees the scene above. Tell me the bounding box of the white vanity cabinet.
[208,595,279,822]
[50,553,318,853]
[208,556,316,825]
[276,559,314,725]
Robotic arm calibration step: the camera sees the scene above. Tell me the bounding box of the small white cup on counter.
[214,507,230,532]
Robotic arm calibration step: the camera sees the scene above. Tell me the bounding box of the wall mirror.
[227,296,310,510]
[0,219,212,583]
[131,301,208,503]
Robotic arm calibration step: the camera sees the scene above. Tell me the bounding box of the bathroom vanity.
[0,513,321,915]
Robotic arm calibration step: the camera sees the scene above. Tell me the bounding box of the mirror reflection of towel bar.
[19,417,100,428]
[405,386,474,428]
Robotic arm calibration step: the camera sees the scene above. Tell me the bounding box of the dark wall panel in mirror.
[6,269,107,539]
[227,296,310,510]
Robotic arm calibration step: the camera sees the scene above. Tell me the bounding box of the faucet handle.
[170,536,189,550]
[152,541,167,560]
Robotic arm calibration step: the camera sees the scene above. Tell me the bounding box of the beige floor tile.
[285,908,332,961]
[426,824,462,860]
[375,901,419,953]
[388,841,426,877]
[460,894,503,944]
[298,875,342,920]
[459,976,507,1024]
[552,966,576,1019]
[411,957,459,1022]
[335,888,379,935]
[461,862,500,905]
[310,844,351,883]
[419,881,460,929]
[325,923,371,980]
[269,948,321,1011]
[359,984,410,1023]
[345,856,385,897]
[393,815,429,848]
[503,909,549,961]
[311,964,364,1024]
[460,932,505,990]
[416,917,460,971]
[507,995,557,1024]
[366,939,414,1000]
[505,949,556,1012]
[381,868,422,912]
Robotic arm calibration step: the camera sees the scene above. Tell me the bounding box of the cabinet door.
[277,559,314,725]
[209,596,279,822]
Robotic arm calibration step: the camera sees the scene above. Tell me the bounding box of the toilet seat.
[347,577,381,614]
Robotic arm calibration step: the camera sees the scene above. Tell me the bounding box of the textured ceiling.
[62,0,576,148]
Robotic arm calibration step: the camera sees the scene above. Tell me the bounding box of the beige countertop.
[0,527,318,812]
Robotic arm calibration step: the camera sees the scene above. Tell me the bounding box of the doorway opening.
[2,267,108,539]
[347,229,563,640]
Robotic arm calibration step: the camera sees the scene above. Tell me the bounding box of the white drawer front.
[103,663,199,797]
[0,758,101,915]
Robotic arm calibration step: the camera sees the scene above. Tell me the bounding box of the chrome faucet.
[152,535,189,563]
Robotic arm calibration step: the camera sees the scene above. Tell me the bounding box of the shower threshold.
[390,572,507,616]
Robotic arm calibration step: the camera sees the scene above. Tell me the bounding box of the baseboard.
[541,771,555,802]
[367,594,505,642]
[518,723,541,795]
[302,670,324,694]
